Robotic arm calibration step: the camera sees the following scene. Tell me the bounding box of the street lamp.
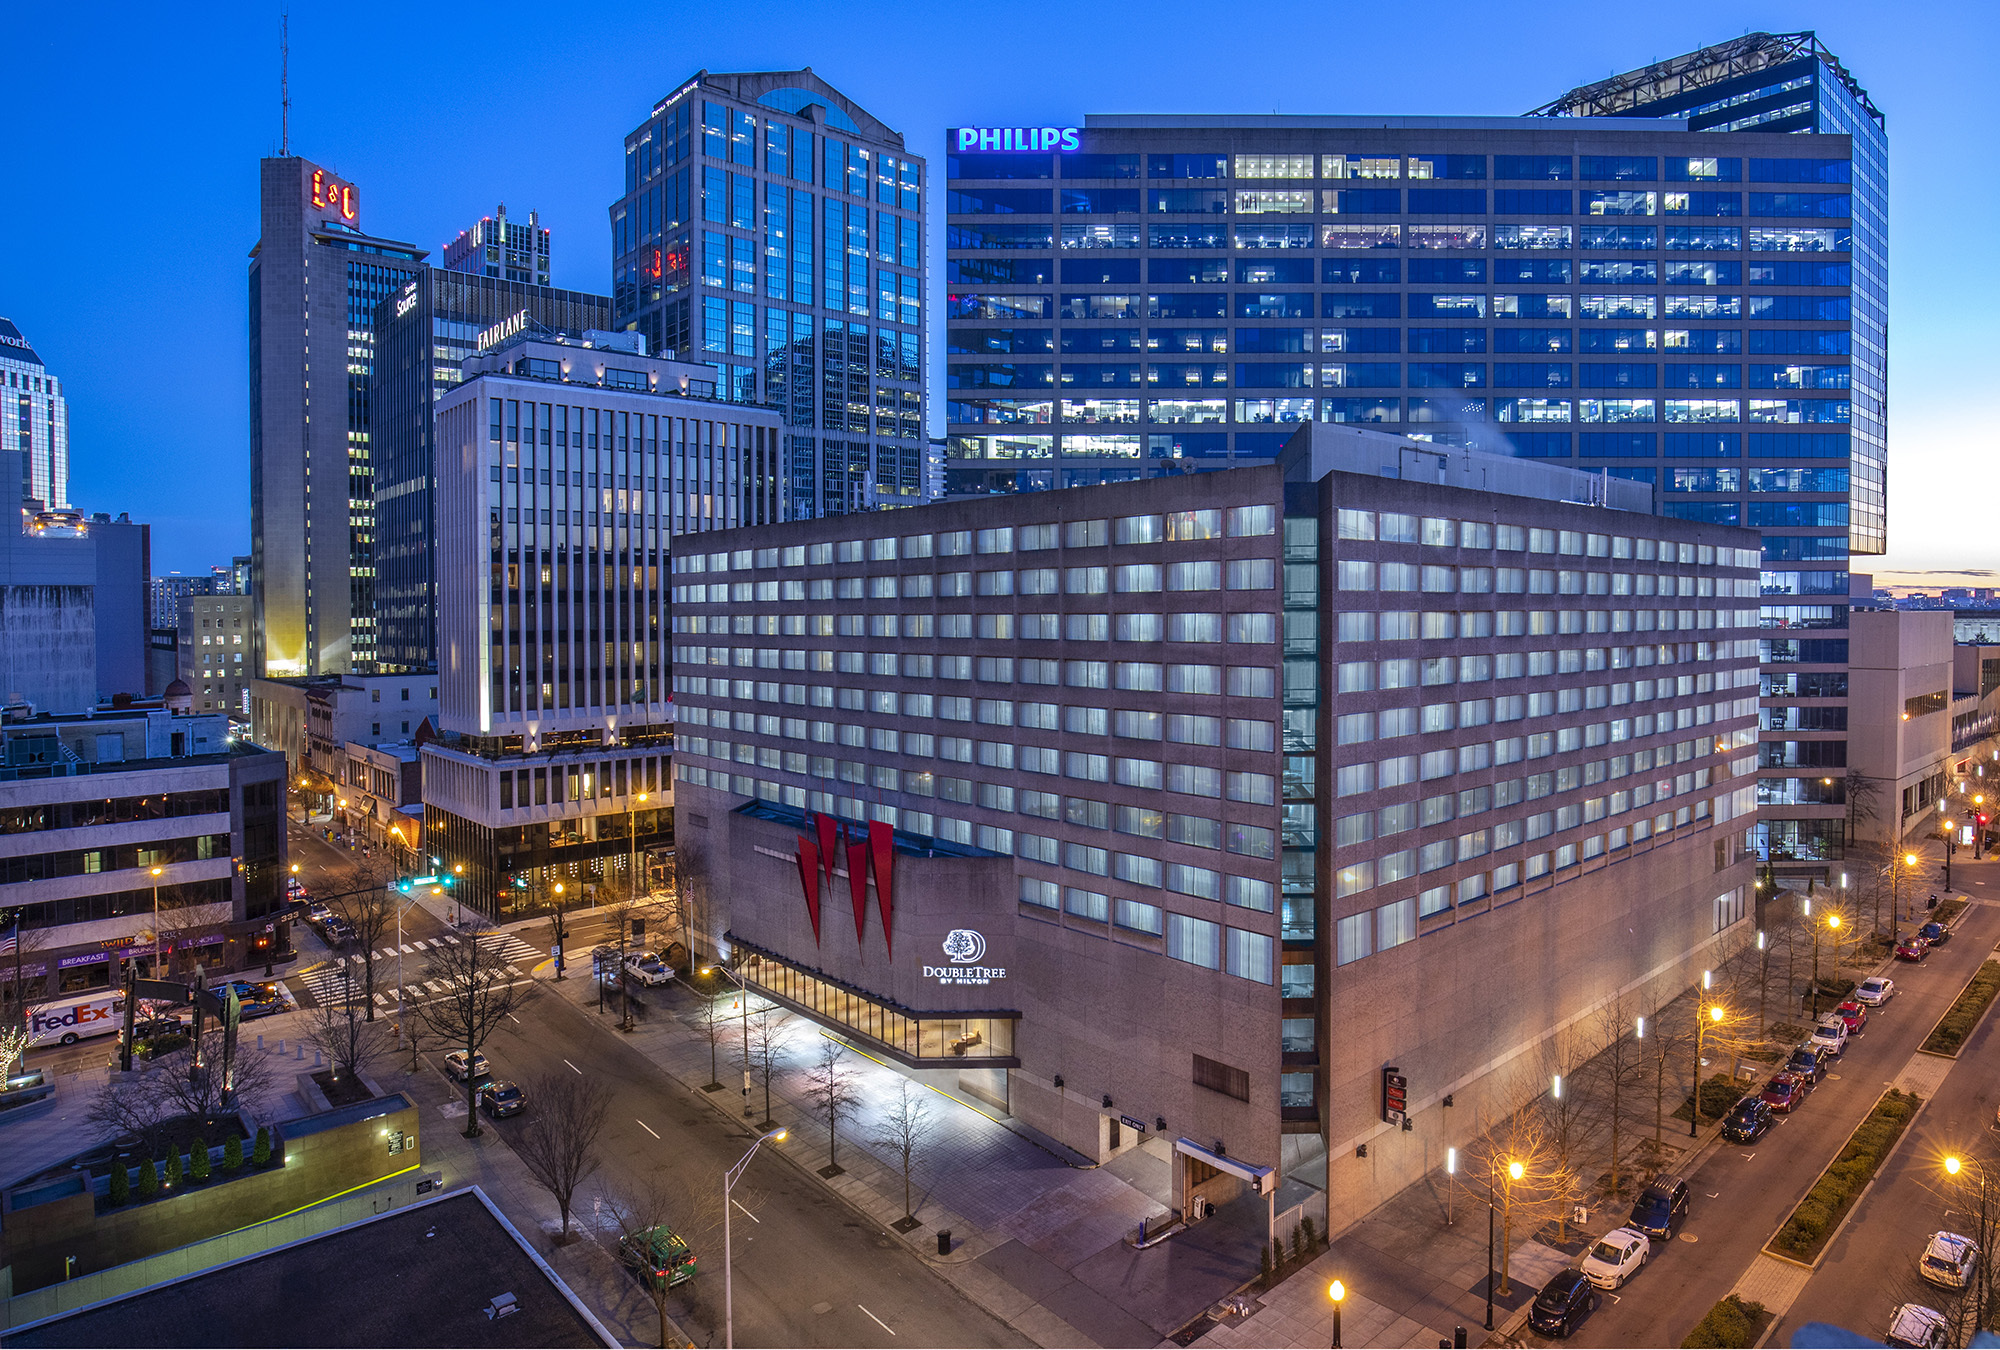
[701,962,757,1117]
[1941,819,1957,893]
[724,1127,786,1350]
[1496,1158,1525,1297]
[552,882,567,979]
[1445,1147,1456,1227]
[1894,851,1918,931]
[1691,1001,1725,1137]
[1327,1279,1346,1350]
[150,866,165,978]
[1809,912,1842,1021]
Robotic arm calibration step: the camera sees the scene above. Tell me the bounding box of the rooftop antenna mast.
[280,13,291,156]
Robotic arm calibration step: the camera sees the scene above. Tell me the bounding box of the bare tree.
[1845,769,1883,848]
[746,1007,791,1130]
[514,1072,612,1243]
[872,1078,934,1226]
[326,871,397,1021]
[1534,1032,1594,1242]
[1462,1101,1571,1296]
[595,1168,734,1349]
[88,1026,275,1152]
[1,916,53,1075]
[410,931,534,1136]
[302,964,387,1089]
[1589,997,1648,1204]
[693,987,731,1092]
[803,1038,860,1175]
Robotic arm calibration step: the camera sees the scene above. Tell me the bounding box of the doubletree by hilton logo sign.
[925,929,1005,986]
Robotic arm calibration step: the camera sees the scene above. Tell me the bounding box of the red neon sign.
[310,169,358,222]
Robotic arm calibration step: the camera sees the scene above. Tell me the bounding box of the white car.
[443,1049,491,1083]
[1854,976,1896,1006]
[1920,1232,1978,1289]
[1809,1018,1849,1058]
[1579,1226,1652,1290]
[624,951,675,987]
[1886,1303,1947,1349]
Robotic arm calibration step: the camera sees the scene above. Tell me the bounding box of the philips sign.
[955,127,1080,153]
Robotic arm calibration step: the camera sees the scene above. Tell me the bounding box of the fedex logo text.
[30,1003,117,1035]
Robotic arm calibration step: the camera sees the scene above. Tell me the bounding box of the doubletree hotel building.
[946,32,1881,877]
[672,424,1761,1225]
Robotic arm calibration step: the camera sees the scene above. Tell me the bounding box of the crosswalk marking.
[400,943,414,954]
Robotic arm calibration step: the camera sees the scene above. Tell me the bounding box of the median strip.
[1765,1087,1921,1266]
[1919,959,2000,1058]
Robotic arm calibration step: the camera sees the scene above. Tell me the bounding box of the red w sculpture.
[794,836,822,945]
[791,817,896,957]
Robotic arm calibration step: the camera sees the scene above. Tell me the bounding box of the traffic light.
[397,879,412,894]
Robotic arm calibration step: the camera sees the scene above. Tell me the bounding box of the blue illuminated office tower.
[944,31,1879,871]
[609,70,928,518]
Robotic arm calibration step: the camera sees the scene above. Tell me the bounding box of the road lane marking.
[638,1120,661,1139]
[563,1058,582,1074]
[507,1013,520,1024]
[732,1198,760,1223]
[858,1305,895,1335]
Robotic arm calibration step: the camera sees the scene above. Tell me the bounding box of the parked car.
[1896,936,1932,963]
[1722,1096,1776,1143]
[624,951,674,987]
[1761,1073,1810,1114]
[321,917,356,946]
[1918,921,1950,947]
[305,902,332,926]
[211,979,284,1005]
[1628,1175,1690,1241]
[1580,1226,1652,1290]
[1833,1000,1868,1034]
[1885,1303,1948,1349]
[1528,1268,1601,1338]
[617,1224,697,1287]
[443,1050,491,1083]
[238,998,287,1022]
[478,1080,527,1118]
[1854,976,1896,1006]
[1810,1019,1849,1059]
[1920,1232,1978,1289]
[285,877,307,897]
[1785,1045,1830,1084]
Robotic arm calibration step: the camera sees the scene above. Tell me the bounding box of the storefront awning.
[1175,1137,1274,1193]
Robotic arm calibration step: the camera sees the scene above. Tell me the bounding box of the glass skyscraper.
[944,32,1880,871]
[609,70,929,519]
[0,317,68,512]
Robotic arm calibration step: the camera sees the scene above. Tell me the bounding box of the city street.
[1530,875,2000,1348]
[458,975,1028,1349]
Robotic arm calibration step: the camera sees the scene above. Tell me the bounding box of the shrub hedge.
[1681,1295,1768,1348]
[1922,961,2000,1057]
[1769,1089,1919,1261]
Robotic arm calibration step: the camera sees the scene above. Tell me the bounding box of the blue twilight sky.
[3,0,1995,585]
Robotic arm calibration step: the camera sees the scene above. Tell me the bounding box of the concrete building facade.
[178,593,253,718]
[249,156,426,678]
[670,427,1761,1225]
[0,707,290,1004]
[373,272,613,672]
[421,333,782,918]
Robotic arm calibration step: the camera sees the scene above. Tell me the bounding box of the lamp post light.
[552,882,567,980]
[1497,1159,1524,1297]
[1809,912,1842,1021]
[1941,819,1956,894]
[1893,851,1917,933]
[1692,1001,1724,1137]
[1446,1147,1457,1227]
[1327,1279,1346,1350]
[701,962,756,1116]
[150,866,165,978]
[724,1128,787,1350]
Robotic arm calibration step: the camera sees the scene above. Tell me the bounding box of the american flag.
[0,919,17,957]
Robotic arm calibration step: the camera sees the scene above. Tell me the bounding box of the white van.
[27,992,127,1048]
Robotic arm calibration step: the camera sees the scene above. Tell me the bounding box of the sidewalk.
[543,966,1261,1349]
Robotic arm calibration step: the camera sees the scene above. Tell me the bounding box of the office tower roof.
[1530,31,1881,126]
[0,318,46,368]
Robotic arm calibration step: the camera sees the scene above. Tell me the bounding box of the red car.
[1761,1072,1809,1113]
[1833,1000,1867,1033]
[1895,937,1931,963]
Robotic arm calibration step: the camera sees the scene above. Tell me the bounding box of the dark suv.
[1528,1268,1600,1338]
[1785,1045,1829,1084]
[1629,1175,1690,1241]
[1722,1097,1775,1144]
[1919,921,1950,947]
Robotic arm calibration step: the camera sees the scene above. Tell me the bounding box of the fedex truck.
[27,992,127,1048]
